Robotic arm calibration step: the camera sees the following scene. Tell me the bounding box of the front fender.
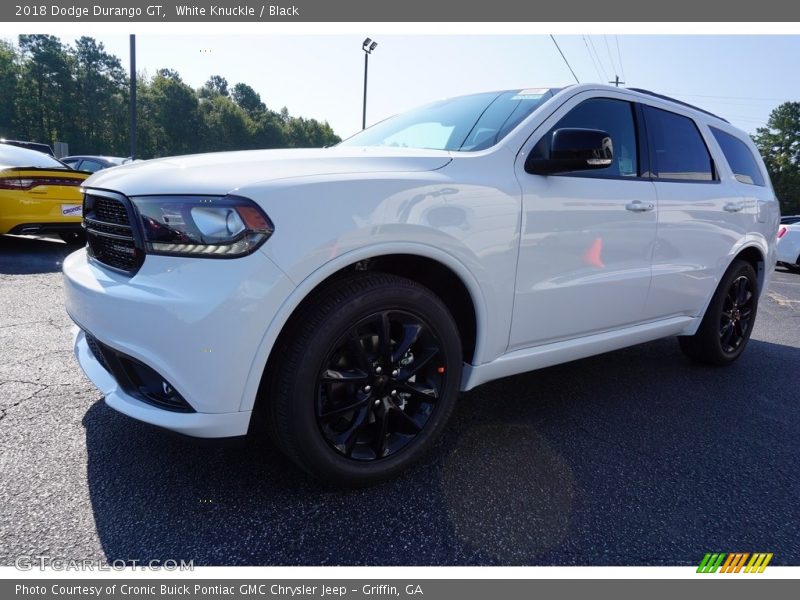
[238,242,490,412]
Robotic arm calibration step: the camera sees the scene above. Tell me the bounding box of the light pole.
[129,34,137,159]
[362,38,377,130]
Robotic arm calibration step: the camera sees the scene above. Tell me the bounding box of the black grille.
[84,332,194,413]
[92,196,130,225]
[84,192,144,275]
[85,333,110,372]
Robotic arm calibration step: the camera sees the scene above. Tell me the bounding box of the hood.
[84,147,453,196]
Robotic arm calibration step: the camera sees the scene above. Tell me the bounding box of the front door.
[510,93,657,349]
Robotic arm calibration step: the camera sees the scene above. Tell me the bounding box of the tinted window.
[710,127,765,186]
[533,98,638,178]
[79,160,105,173]
[644,106,715,181]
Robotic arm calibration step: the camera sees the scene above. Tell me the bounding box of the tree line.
[1,34,798,216]
[0,35,341,159]
[752,102,800,216]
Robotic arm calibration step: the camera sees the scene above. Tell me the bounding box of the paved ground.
[1,234,798,566]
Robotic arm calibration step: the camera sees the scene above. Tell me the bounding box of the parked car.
[63,84,780,485]
[1,144,89,244]
[777,223,800,272]
[0,138,55,156]
[61,155,129,173]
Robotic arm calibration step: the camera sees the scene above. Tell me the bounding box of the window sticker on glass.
[618,157,635,176]
[511,88,549,100]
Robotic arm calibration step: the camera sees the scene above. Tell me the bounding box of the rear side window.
[644,106,715,182]
[710,127,765,186]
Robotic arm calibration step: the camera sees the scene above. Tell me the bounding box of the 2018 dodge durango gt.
[63,84,780,485]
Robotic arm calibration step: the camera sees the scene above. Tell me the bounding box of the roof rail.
[627,88,729,123]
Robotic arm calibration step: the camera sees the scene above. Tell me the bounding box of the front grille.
[84,332,195,413]
[92,196,129,225]
[84,192,144,275]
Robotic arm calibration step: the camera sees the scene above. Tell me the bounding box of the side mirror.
[526,128,614,175]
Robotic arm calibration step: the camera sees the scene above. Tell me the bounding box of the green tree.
[200,74,229,98]
[0,40,19,137]
[199,94,251,152]
[69,36,127,154]
[753,102,800,215]
[231,82,266,119]
[15,34,73,145]
[252,110,288,148]
[2,35,340,158]
[143,68,202,156]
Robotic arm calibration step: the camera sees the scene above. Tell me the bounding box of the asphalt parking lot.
[1,234,798,566]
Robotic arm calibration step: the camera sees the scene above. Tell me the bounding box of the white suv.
[63,84,780,485]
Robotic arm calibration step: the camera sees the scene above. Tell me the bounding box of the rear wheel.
[678,259,758,365]
[266,273,462,486]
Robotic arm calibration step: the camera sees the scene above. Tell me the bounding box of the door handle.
[723,202,744,213]
[625,200,655,212]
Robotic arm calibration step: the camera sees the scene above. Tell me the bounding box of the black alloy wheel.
[678,259,759,365]
[316,310,445,461]
[719,275,754,354]
[265,272,463,486]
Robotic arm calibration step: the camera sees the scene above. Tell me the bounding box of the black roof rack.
[627,88,729,123]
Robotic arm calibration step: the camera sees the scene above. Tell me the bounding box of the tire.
[266,272,463,486]
[59,231,86,246]
[678,259,758,365]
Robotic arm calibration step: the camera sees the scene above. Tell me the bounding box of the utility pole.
[129,34,137,160]
[609,75,625,87]
[361,38,377,130]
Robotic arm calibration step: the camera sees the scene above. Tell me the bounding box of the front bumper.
[64,248,295,438]
[74,328,252,437]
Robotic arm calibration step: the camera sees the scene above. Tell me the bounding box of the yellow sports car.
[0,143,90,244]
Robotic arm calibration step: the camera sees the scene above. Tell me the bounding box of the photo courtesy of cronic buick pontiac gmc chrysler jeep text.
[63,84,780,485]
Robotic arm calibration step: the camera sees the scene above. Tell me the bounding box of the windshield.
[340,89,554,152]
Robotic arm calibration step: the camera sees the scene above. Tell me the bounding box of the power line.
[615,35,626,81]
[587,36,609,82]
[604,35,619,78]
[582,36,603,82]
[550,35,580,84]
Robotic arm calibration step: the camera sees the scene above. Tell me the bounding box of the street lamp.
[361,37,377,130]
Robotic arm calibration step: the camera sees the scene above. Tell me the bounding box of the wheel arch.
[239,244,487,413]
[681,242,767,338]
[733,244,766,295]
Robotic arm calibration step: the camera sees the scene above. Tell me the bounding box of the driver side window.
[533,98,639,178]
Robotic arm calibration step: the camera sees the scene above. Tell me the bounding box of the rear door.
[640,105,755,320]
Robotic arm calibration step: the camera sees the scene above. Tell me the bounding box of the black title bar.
[3,0,800,22]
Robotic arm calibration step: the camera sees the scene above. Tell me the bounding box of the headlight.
[131,195,274,258]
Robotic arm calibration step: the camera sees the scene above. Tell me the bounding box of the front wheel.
[678,259,759,365]
[266,273,463,486]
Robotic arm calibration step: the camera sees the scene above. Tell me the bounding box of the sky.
[4,33,800,139]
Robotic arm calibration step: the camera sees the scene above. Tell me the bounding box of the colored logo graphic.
[697,553,773,573]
